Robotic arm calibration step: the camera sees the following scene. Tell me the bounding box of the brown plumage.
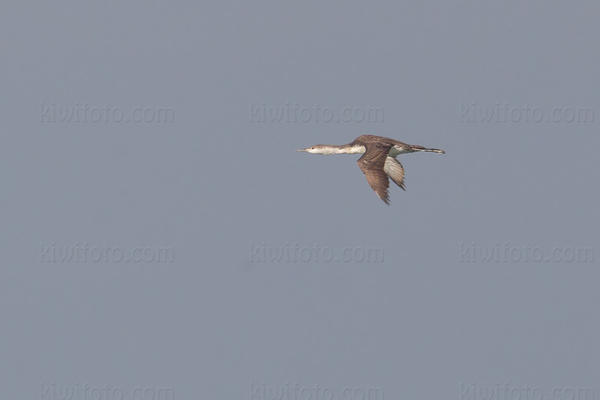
[356,141,394,204]
[299,134,445,204]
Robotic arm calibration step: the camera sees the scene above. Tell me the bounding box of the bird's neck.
[314,144,366,155]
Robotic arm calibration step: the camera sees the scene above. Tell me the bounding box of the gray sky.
[1,1,599,399]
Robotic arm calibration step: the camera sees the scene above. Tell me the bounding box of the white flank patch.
[388,145,410,157]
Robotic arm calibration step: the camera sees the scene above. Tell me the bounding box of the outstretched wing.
[356,142,393,204]
[384,156,406,190]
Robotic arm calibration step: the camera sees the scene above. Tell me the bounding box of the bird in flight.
[298,135,445,204]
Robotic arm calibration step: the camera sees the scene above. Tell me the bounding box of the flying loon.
[298,134,445,204]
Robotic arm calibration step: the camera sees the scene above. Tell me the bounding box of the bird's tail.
[410,145,445,154]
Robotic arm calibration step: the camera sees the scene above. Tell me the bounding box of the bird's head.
[297,145,340,154]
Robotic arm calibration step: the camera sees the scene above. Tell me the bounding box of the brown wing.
[384,156,406,190]
[354,134,409,148]
[356,142,393,204]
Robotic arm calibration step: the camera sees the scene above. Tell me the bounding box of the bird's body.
[298,135,445,204]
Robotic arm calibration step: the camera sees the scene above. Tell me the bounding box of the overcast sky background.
[2,1,599,399]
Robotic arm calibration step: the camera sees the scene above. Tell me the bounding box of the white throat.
[308,144,366,155]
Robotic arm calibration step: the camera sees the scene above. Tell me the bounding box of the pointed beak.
[297,148,307,152]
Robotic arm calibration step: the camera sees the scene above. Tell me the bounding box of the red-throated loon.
[298,134,445,204]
